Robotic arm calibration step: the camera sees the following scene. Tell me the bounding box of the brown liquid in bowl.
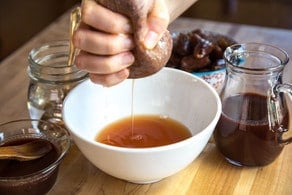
[96,115,192,148]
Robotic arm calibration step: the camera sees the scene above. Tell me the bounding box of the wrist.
[166,0,199,22]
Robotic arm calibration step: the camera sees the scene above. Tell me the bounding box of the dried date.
[166,29,236,72]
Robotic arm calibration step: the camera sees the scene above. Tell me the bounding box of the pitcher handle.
[268,83,292,145]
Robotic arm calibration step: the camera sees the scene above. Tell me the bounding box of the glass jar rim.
[224,42,289,74]
[28,40,88,83]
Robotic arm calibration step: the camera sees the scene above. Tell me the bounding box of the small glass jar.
[27,41,88,127]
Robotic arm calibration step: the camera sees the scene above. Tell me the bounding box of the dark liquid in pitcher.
[214,93,289,166]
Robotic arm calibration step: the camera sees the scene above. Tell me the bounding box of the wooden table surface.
[0,8,291,195]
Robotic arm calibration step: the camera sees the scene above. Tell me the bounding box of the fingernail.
[74,55,83,69]
[117,69,130,80]
[122,52,134,65]
[124,37,134,49]
[144,31,159,49]
[123,23,132,33]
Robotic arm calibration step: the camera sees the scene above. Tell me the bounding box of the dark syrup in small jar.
[96,114,192,148]
[0,138,59,195]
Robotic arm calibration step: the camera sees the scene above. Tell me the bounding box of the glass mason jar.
[27,41,88,127]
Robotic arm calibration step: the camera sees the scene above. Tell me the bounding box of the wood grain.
[0,8,291,195]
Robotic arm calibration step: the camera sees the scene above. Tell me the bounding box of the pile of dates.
[166,29,237,72]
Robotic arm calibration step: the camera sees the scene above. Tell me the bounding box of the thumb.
[143,0,170,49]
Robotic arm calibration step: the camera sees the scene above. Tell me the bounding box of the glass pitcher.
[214,43,292,166]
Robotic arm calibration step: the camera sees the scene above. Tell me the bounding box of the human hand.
[73,0,170,87]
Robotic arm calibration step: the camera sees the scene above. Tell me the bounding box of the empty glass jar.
[27,41,88,127]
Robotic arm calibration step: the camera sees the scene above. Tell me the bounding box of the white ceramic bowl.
[62,67,221,184]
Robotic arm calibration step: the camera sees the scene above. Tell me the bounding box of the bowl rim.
[63,67,222,153]
[0,119,71,181]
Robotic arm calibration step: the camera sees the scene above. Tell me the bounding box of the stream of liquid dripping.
[129,79,145,142]
[131,79,135,137]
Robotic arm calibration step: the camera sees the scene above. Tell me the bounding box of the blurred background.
[1,0,291,61]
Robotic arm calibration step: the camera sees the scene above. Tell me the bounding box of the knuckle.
[72,31,82,48]
[81,2,93,24]
[104,43,117,55]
